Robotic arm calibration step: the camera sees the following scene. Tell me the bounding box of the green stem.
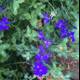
[0,61,30,67]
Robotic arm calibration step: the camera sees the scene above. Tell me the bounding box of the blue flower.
[68,32,75,43]
[44,39,53,48]
[60,28,68,38]
[38,31,45,40]
[38,45,46,53]
[33,62,48,77]
[55,19,67,29]
[0,17,10,31]
[35,52,53,64]
[43,12,53,24]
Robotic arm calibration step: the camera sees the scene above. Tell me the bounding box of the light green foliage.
[13,0,25,15]
[24,26,38,41]
[0,44,10,62]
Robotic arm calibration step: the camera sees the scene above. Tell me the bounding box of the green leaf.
[20,12,31,20]
[25,26,38,41]
[13,0,25,15]
[0,44,10,62]
[75,14,79,41]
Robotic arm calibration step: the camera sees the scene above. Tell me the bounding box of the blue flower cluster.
[0,17,10,31]
[68,32,75,42]
[43,12,53,24]
[33,62,48,77]
[35,45,52,63]
[38,31,53,48]
[55,19,75,43]
[33,30,53,77]
[33,14,76,77]
[33,45,53,77]
[55,19,67,29]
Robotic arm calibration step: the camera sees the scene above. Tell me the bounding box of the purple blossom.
[2,17,10,24]
[35,44,53,64]
[38,45,46,53]
[33,62,48,77]
[38,31,45,40]
[60,28,68,38]
[68,32,75,43]
[44,39,53,48]
[35,52,52,63]
[55,19,67,29]
[43,12,53,24]
[0,17,10,31]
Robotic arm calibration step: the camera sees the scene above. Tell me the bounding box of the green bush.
[0,0,79,80]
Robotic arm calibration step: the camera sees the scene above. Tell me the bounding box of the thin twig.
[0,61,31,67]
[60,1,70,19]
[47,1,57,15]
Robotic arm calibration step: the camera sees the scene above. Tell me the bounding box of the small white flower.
[51,11,56,16]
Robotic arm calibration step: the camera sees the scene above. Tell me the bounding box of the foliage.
[0,0,79,80]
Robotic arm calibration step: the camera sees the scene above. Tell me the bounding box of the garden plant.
[0,0,79,80]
